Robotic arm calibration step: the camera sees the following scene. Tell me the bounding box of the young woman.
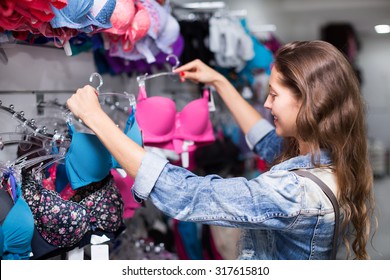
[66,40,375,259]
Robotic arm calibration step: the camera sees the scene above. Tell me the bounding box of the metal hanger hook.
[166,54,180,71]
[89,72,103,94]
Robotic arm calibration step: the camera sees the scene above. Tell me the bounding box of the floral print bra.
[22,174,124,248]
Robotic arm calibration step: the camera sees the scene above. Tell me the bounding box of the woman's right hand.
[175,59,262,135]
[66,85,103,126]
[174,59,226,86]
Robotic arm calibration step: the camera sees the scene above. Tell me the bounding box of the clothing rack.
[0,90,75,115]
[0,40,70,63]
[0,99,67,140]
[0,90,75,94]
[1,40,65,50]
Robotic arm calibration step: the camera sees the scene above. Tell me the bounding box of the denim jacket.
[133,119,337,259]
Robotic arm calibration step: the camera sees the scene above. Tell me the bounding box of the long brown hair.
[273,40,375,259]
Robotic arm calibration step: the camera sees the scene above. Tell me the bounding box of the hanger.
[10,152,65,183]
[89,72,136,106]
[66,72,136,127]
[24,73,137,181]
[35,98,70,133]
[29,148,68,183]
[36,98,68,121]
[0,100,70,141]
[9,130,67,166]
[0,131,47,151]
[59,72,106,125]
[136,54,181,87]
[90,72,137,132]
[0,153,39,184]
[100,95,132,115]
[10,141,68,183]
[1,129,69,183]
[89,72,104,95]
[37,98,67,112]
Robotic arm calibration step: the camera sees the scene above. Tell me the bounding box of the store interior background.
[0,0,389,259]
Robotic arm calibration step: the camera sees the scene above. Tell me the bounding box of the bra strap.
[202,88,210,100]
[293,170,340,260]
[124,107,135,135]
[67,123,76,136]
[137,85,148,101]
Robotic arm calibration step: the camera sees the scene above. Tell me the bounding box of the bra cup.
[1,194,34,258]
[78,179,124,232]
[22,179,89,248]
[178,99,210,137]
[58,0,93,22]
[136,86,215,154]
[0,227,3,256]
[65,132,112,189]
[50,0,94,29]
[136,96,176,139]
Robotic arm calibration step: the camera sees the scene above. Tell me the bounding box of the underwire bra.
[0,181,34,260]
[22,173,124,248]
[65,108,142,190]
[135,85,215,155]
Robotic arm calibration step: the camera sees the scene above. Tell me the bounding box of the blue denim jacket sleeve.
[132,151,303,230]
[132,152,169,202]
[246,119,283,164]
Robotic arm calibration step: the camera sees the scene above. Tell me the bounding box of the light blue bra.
[50,0,116,31]
[65,110,143,190]
[0,173,34,260]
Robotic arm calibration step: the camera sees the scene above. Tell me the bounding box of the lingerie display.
[0,0,277,261]
[22,173,124,249]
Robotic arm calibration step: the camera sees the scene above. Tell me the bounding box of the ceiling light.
[374,25,390,34]
[181,2,225,10]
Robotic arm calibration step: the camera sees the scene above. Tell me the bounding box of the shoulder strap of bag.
[293,170,340,260]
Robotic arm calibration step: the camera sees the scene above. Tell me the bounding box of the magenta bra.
[135,85,215,154]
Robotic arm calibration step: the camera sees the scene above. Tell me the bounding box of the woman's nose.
[264,95,272,109]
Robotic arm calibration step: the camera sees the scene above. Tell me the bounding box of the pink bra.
[135,86,215,157]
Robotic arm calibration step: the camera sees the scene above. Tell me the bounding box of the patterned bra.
[21,173,124,248]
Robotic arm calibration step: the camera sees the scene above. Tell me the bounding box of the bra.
[111,169,140,219]
[42,162,141,218]
[111,111,143,168]
[50,0,115,31]
[103,0,135,35]
[65,123,112,190]
[65,109,143,190]
[135,86,215,155]
[21,173,123,248]
[0,175,34,260]
[119,0,151,52]
[155,13,180,54]
[140,0,168,40]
